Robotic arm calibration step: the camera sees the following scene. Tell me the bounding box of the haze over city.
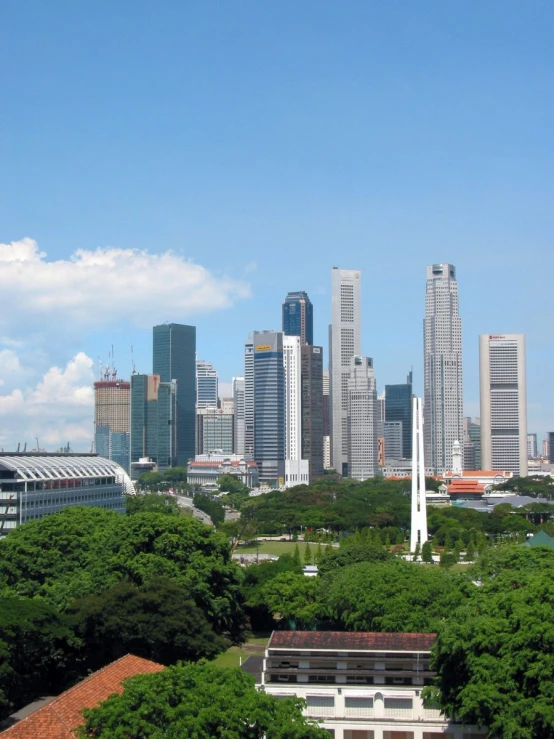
[0,1,552,450]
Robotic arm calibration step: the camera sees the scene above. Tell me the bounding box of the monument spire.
[410,396,428,552]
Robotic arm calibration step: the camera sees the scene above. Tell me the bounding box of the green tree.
[421,541,434,564]
[193,493,225,526]
[292,543,301,569]
[317,541,391,575]
[80,663,329,738]
[304,541,313,565]
[263,573,323,629]
[218,474,250,495]
[68,578,228,669]
[242,555,302,632]
[413,541,421,561]
[426,547,554,738]
[439,551,457,568]
[126,493,180,516]
[465,539,476,562]
[323,560,468,632]
[136,471,164,491]
[315,543,324,567]
[0,597,78,720]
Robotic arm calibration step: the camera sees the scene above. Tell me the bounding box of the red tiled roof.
[1,655,164,738]
[446,480,485,494]
[268,631,436,652]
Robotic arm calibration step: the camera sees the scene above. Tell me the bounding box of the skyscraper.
[322,370,331,469]
[385,371,413,460]
[423,264,463,474]
[233,376,245,456]
[94,378,131,472]
[480,333,527,476]
[347,356,378,481]
[196,407,234,455]
[196,360,218,408]
[244,335,254,459]
[547,433,554,463]
[527,433,538,459]
[282,291,314,346]
[330,268,362,476]
[253,331,285,485]
[301,344,324,480]
[130,373,177,479]
[283,335,309,486]
[153,323,196,466]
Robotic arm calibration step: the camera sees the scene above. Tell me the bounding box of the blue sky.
[0,1,553,449]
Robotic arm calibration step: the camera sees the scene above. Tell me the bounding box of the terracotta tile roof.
[1,655,164,738]
[268,631,436,652]
[446,480,485,494]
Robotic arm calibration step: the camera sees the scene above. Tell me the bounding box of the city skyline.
[0,3,552,450]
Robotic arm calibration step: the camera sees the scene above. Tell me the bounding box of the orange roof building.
[0,655,164,738]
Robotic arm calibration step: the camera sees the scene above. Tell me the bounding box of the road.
[174,494,213,526]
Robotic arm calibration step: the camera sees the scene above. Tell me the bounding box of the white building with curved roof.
[0,453,134,535]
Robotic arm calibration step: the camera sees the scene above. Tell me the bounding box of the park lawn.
[235,540,331,557]
[211,635,270,668]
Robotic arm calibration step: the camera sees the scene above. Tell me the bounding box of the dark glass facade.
[130,374,177,479]
[282,291,314,346]
[301,345,324,479]
[549,432,554,464]
[385,371,413,460]
[153,323,196,466]
[253,331,285,485]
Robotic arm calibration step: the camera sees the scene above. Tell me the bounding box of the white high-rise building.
[410,397,428,553]
[330,268,362,476]
[527,433,538,459]
[196,360,218,408]
[347,356,378,481]
[232,377,245,456]
[479,333,527,476]
[283,335,309,487]
[322,370,331,470]
[244,335,254,460]
[423,263,463,474]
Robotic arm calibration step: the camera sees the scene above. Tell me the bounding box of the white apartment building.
[479,334,527,476]
[284,335,310,487]
[261,631,486,739]
[347,356,379,481]
[423,264,464,474]
[330,268,362,477]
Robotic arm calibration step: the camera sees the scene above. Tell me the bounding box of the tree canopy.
[80,663,329,739]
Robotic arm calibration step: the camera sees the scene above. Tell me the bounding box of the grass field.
[235,540,332,557]
[211,636,270,668]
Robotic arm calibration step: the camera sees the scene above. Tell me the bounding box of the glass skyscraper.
[282,291,314,346]
[385,371,413,460]
[130,373,177,479]
[253,330,285,485]
[153,323,196,466]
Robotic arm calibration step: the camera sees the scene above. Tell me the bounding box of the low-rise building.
[261,631,486,739]
[0,453,133,536]
[187,454,259,489]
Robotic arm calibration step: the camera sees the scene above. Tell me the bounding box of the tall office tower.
[301,344,324,480]
[322,370,331,469]
[196,407,234,455]
[282,291,314,346]
[423,264,463,474]
[377,392,386,437]
[385,371,413,460]
[463,417,476,470]
[244,335,254,459]
[130,374,177,479]
[410,397,428,552]
[479,334,527,476]
[253,331,285,485]
[232,377,245,455]
[153,323,196,466]
[547,434,554,463]
[330,268,362,476]
[383,421,403,461]
[527,433,538,459]
[196,360,218,408]
[94,378,131,472]
[283,336,310,486]
[347,356,378,481]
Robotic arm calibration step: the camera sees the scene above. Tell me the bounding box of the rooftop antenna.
[17,442,20,453]
[131,345,136,375]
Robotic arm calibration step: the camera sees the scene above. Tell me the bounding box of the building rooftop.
[268,631,436,652]
[188,460,257,468]
[0,455,131,482]
[0,655,164,738]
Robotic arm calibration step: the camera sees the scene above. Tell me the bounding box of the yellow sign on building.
[256,345,271,352]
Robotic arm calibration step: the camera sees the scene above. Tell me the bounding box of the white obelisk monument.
[410,396,428,552]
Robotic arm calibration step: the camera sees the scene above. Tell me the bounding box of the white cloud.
[0,238,251,335]
[0,352,94,450]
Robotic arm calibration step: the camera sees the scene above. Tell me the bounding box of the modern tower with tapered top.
[330,268,362,476]
[423,264,463,474]
[410,396,428,553]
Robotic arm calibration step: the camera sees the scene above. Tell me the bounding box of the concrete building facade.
[479,334,527,476]
[347,356,378,481]
[196,359,218,409]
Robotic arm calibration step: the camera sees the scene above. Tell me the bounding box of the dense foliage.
[126,492,181,516]
[81,663,329,739]
[193,492,225,526]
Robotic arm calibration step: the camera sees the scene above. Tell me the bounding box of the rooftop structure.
[0,655,163,737]
[0,454,133,535]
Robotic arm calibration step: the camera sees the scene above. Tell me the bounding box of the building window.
[306,695,335,716]
[345,696,374,717]
[383,697,413,718]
